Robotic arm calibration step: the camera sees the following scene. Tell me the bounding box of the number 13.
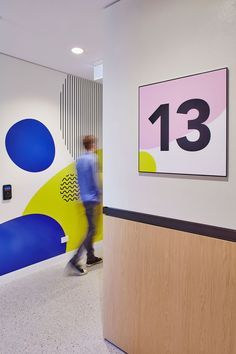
[148,98,211,151]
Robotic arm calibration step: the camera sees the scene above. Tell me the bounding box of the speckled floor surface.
[0,262,125,354]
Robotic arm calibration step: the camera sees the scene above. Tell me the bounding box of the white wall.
[103,0,236,229]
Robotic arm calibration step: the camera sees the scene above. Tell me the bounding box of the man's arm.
[90,156,101,200]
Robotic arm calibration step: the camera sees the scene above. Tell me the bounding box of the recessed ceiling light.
[71,47,84,55]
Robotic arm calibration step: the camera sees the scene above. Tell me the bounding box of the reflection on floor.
[0,261,124,354]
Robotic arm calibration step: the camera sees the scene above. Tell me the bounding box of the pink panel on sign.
[139,69,227,150]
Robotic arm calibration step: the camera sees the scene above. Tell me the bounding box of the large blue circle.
[5,119,55,172]
[0,214,66,275]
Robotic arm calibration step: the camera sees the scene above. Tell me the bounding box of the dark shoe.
[68,261,87,276]
[86,256,103,267]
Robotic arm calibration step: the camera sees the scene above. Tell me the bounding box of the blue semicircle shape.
[5,119,55,172]
[0,214,66,276]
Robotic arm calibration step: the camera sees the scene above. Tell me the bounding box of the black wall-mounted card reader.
[3,185,12,200]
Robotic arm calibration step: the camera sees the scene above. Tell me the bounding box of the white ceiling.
[0,0,119,80]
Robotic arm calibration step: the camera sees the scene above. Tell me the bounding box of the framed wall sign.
[138,68,228,176]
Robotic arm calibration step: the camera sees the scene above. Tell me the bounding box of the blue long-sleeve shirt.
[76,152,100,203]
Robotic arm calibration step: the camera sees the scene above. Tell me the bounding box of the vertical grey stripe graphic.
[60,75,103,160]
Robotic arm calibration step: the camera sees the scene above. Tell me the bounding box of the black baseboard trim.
[103,207,236,243]
[104,338,127,354]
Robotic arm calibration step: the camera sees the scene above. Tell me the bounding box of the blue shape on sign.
[5,119,55,172]
[0,214,66,276]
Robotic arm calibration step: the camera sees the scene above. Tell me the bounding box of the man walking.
[69,135,102,275]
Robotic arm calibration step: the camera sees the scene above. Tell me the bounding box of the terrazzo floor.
[0,261,125,354]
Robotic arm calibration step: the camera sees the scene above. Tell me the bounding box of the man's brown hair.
[83,135,96,151]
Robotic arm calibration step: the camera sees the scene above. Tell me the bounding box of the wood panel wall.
[103,215,236,354]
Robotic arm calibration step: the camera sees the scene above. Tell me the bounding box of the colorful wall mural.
[0,54,103,276]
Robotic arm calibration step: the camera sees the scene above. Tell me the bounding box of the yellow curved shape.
[139,151,157,173]
[23,160,103,252]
